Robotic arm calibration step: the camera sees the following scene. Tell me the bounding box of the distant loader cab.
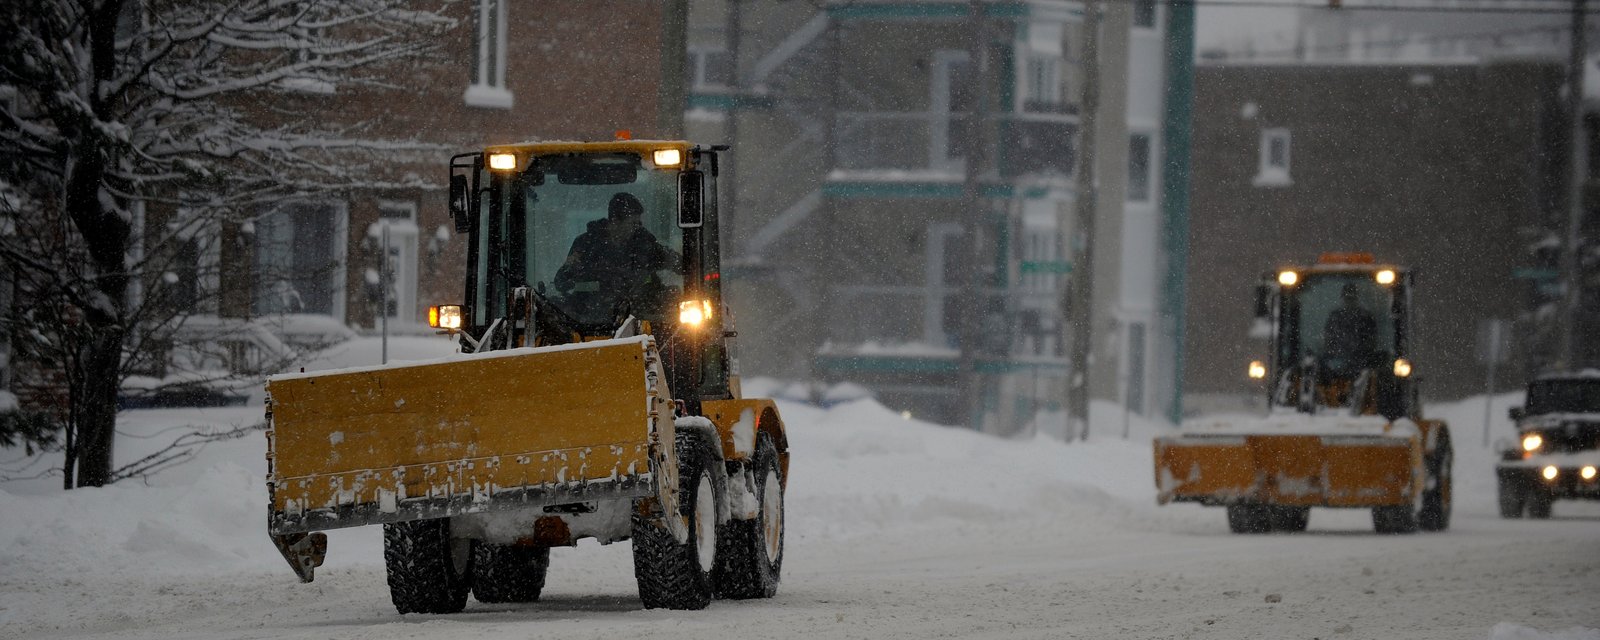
[1154,253,1453,535]
[265,141,788,614]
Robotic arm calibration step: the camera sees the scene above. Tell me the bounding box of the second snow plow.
[1155,254,1453,534]
[265,140,787,614]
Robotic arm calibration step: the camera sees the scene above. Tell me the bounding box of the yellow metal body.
[1153,420,1445,507]
[1154,256,1448,511]
[266,337,676,535]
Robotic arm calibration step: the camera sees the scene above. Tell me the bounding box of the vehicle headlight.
[652,148,683,168]
[1542,465,1559,481]
[1247,360,1267,380]
[1277,270,1298,286]
[1521,434,1543,452]
[429,304,463,330]
[1375,269,1396,285]
[1392,358,1412,378]
[678,299,712,326]
[488,153,518,171]
[1582,466,1597,481]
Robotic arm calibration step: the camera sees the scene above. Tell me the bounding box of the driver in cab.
[1321,282,1377,380]
[554,193,680,316]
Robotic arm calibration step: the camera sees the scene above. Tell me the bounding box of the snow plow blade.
[264,336,673,536]
[1153,418,1425,507]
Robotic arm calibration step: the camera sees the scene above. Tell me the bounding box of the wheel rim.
[762,469,783,563]
[695,473,716,571]
[450,536,472,579]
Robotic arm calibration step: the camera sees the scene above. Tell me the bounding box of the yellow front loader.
[266,141,788,613]
[1154,254,1453,534]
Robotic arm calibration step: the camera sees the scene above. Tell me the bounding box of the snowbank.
[1492,623,1600,640]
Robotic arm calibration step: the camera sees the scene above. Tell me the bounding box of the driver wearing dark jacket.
[554,193,678,305]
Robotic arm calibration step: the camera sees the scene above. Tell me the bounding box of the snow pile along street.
[1,345,1597,639]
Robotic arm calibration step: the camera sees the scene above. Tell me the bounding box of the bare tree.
[0,0,453,488]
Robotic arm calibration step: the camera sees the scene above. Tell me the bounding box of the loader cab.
[446,141,734,406]
[1260,254,1416,419]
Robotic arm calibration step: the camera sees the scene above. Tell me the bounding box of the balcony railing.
[833,111,1078,179]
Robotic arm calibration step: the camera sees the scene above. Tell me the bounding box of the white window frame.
[252,201,347,320]
[1132,0,1159,30]
[688,46,733,90]
[464,0,513,108]
[1253,127,1292,187]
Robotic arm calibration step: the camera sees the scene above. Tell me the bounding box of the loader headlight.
[678,299,712,326]
[488,153,518,171]
[1375,269,1396,285]
[429,304,463,330]
[1393,358,1412,378]
[1522,433,1543,452]
[1542,465,1559,481]
[1582,466,1597,480]
[1277,270,1298,287]
[1247,360,1267,380]
[652,148,683,168]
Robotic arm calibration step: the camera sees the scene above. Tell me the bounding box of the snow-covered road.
[2,355,1596,639]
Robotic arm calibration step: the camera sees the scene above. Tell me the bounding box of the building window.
[1253,128,1291,187]
[1024,55,1063,112]
[1127,133,1153,202]
[464,0,512,108]
[1133,0,1158,29]
[688,47,734,90]
[254,202,347,318]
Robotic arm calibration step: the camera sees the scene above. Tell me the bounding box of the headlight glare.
[1582,466,1596,480]
[678,299,712,326]
[488,153,517,171]
[1522,434,1543,452]
[431,304,462,330]
[1542,465,1559,481]
[1247,360,1267,380]
[1393,358,1412,378]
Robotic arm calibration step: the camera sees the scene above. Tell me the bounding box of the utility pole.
[1068,0,1103,441]
[724,0,742,241]
[1560,0,1589,369]
[959,0,991,430]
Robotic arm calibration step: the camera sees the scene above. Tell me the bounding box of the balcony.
[831,110,1078,186]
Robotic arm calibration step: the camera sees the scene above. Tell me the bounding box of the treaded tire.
[383,519,473,614]
[472,544,549,603]
[1498,474,1528,518]
[1372,505,1419,534]
[1419,432,1452,532]
[713,433,784,599]
[1526,486,1554,519]
[1267,506,1310,533]
[632,431,725,610]
[1226,505,1271,534]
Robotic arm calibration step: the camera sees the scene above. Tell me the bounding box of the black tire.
[632,431,725,610]
[383,519,473,614]
[1267,506,1311,533]
[713,433,784,599]
[1372,505,1419,534]
[1226,504,1271,534]
[1419,432,1452,532]
[1498,473,1528,518]
[472,544,549,603]
[1526,485,1554,519]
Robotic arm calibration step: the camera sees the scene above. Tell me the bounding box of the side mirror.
[449,174,472,233]
[1253,284,1271,319]
[678,170,704,228]
[1508,406,1525,422]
